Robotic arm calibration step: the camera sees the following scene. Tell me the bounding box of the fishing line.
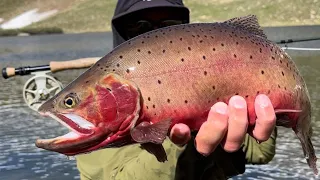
[281,47,320,51]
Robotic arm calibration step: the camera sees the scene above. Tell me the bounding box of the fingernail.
[257,94,270,109]
[256,140,261,144]
[231,96,246,109]
[212,102,228,115]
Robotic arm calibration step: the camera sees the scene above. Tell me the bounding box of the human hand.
[169,94,276,155]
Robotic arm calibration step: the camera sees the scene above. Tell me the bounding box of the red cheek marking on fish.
[95,85,118,131]
[76,93,102,125]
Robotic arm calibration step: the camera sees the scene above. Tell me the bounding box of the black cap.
[112,0,190,25]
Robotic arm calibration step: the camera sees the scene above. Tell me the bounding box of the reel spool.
[23,71,63,111]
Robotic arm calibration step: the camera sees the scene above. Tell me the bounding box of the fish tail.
[294,127,318,175]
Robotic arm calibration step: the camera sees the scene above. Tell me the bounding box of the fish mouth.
[35,112,111,155]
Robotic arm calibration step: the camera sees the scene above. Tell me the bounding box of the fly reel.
[23,71,63,111]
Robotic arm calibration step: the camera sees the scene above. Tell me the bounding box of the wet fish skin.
[36,15,317,174]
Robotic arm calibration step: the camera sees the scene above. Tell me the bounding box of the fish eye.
[64,97,75,108]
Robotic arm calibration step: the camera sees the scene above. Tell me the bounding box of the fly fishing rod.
[276,37,320,44]
[2,57,100,79]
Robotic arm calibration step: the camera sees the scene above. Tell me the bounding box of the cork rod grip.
[50,57,101,72]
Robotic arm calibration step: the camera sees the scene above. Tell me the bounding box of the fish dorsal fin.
[223,15,267,39]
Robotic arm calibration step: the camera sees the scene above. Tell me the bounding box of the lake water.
[0,32,319,180]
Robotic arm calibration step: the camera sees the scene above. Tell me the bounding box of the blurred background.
[0,0,320,180]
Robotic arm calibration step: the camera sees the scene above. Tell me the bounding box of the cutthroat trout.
[36,15,318,174]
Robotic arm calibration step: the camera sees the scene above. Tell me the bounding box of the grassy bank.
[1,0,320,34]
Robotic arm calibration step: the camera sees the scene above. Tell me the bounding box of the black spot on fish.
[188,47,191,51]
[260,48,262,53]
[261,70,264,74]
[221,43,224,46]
[180,38,183,41]
[137,49,140,52]
[280,60,282,63]
[204,71,207,75]
[113,69,115,71]
[148,97,151,101]
[257,91,260,95]
[119,55,123,59]
[210,36,214,39]
[199,40,203,43]
[235,93,239,95]
[204,35,207,38]
[278,84,281,88]
[203,56,206,60]
[192,35,195,38]
[185,100,188,104]
[155,35,158,38]
[272,56,275,60]
[85,81,89,83]
[167,99,170,103]
[284,87,287,90]
[282,71,284,76]
[153,105,155,108]
[197,35,200,37]
[162,50,166,53]
[170,40,172,43]
[267,90,271,94]
[213,48,216,51]
[181,58,184,62]
[116,64,120,67]
[97,64,100,66]
[148,51,151,54]
[234,54,237,58]
[212,86,216,90]
[158,80,161,84]
[104,69,107,71]
[142,41,145,44]
[245,95,249,98]
[163,32,166,35]
[154,113,157,116]
[146,106,149,109]
[250,55,253,59]
[126,69,130,73]
[236,42,239,45]
[100,67,103,70]
[137,61,141,64]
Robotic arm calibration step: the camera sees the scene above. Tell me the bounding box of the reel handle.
[50,57,100,72]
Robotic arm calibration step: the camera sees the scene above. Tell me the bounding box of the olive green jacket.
[76,128,277,180]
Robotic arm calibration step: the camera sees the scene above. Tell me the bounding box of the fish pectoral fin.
[140,142,168,162]
[130,119,172,144]
[223,14,267,39]
[275,109,302,114]
[275,109,302,127]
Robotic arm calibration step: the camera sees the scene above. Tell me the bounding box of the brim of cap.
[112,1,190,24]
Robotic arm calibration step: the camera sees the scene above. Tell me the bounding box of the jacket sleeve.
[76,139,185,180]
[242,127,278,164]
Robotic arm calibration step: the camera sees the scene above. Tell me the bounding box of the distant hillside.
[0,0,319,33]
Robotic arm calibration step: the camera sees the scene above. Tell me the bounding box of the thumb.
[169,123,191,146]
